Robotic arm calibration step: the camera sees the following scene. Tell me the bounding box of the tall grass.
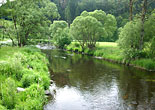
[0,47,50,109]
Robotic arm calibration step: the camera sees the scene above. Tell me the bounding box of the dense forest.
[0,0,155,109]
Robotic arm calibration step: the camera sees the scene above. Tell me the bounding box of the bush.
[21,73,39,88]
[1,78,17,109]
[118,20,142,59]
[0,105,7,110]
[16,84,46,110]
[84,47,95,55]
[15,98,43,110]
[0,47,50,109]
[132,59,155,70]
[0,61,23,80]
[57,37,71,49]
[21,73,50,90]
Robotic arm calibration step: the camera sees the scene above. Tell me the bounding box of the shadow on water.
[42,49,155,110]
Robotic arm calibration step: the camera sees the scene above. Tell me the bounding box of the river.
[43,49,155,110]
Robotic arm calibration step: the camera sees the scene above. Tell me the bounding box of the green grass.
[66,42,155,71]
[94,42,123,61]
[0,46,50,110]
[131,59,155,71]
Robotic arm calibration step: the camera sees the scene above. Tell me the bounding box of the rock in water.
[45,90,51,95]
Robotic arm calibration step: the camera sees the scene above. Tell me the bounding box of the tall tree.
[71,10,117,49]
[49,20,71,48]
[129,0,133,21]
[0,0,60,46]
[139,0,147,50]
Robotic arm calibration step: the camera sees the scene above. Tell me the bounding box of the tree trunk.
[129,0,133,21]
[12,16,19,46]
[139,0,147,50]
[8,34,15,46]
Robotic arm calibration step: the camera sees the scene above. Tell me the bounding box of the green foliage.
[71,10,117,49]
[71,12,103,49]
[21,73,50,90]
[50,20,71,48]
[57,37,71,49]
[144,10,155,41]
[118,20,142,59]
[118,10,155,60]
[149,37,155,58]
[1,78,17,109]
[0,19,16,46]
[0,60,23,80]
[131,59,155,70]
[0,0,60,46]
[16,84,46,110]
[66,42,154,71]
[66,42,83,52]
[0,47,50,109]
[80,10,117,41]
[0,105,7,110]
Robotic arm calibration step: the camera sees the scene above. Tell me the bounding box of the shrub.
[74,43,80,47]
[132,59,155,70]
[21,73,50,90]
[0,105,7,110]
[16,84,46,110]
[0,61,23,80]
[15,98,43,110]
[57,37,71,49]
[21,73,39,88]
[1,78,17,109]
[118,20,142,60]
[84,47,95,55]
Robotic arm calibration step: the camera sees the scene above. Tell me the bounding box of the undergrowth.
[0,46,50,110]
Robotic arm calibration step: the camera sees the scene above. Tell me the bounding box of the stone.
[61,56,67,59]
[45,90,51,95]
[50,80,54,84]
[17,87,25,92]
[66,69,71,72]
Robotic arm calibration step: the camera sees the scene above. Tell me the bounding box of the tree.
[118,20,142,60]
[0,19,16,46]
[15,0,60,46]
[118,10,155,60]
[144,10,155,58]
[129,0,133,21]
[139,0,148,50]
[80,10,117,42]
[49,20,71,48]
[0,0,60,46]
[70,15,103,50]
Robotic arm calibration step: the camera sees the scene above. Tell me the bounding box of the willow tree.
[70,10,117,49]
[81,10,117,41]
[70,15,103,49]
[50,20,71,48]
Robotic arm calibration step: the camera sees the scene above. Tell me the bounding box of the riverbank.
[0,46,50,110]
[66,42,155,71]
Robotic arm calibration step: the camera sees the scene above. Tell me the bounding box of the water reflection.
[43,50,155,110]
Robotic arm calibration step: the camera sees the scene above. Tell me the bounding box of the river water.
[43,49,155,110]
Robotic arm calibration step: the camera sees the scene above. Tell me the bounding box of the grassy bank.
[66,42,155,71]
[0,46,50,110]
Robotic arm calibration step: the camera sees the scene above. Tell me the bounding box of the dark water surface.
[43,49,155,110]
